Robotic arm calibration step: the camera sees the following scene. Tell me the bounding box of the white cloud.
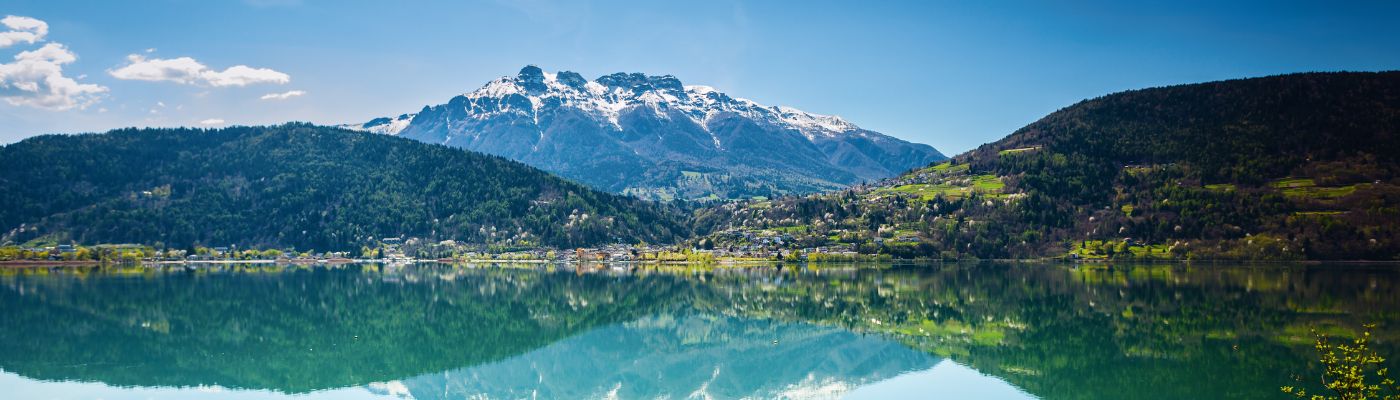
[109,56,203,83]
[198,118,225,125]
[259,89,305,100]
[0,42,108,110]
[205,64,290,86]
[109,54,290,87]
[0,15,47,48]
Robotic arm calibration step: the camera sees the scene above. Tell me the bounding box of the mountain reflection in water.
[1,262,1396,399]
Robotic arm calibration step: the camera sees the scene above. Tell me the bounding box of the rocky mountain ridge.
[342,65,945,201]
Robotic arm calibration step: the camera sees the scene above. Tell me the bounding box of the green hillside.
[694,72,1400,260]
[0,124,686,251]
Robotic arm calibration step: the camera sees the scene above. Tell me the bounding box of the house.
[608,250,632,261]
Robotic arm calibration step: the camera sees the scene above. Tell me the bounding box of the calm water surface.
[1,262,1397,399]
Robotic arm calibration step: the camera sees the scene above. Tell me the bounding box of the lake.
[2,262,1397,399]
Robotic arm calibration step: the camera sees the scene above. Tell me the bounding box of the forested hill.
[694,72,1400,260]
[0,124,686,251]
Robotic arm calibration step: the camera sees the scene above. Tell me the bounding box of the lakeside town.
[0,231,888,265]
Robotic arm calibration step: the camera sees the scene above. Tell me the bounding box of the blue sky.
[1,0,1397,154]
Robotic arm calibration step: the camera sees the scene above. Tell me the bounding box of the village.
[0,230,881,265]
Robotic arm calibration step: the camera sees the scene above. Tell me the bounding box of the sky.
[0,0,1397,154]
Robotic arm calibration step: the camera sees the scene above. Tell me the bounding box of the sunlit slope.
[696,72,1400,260]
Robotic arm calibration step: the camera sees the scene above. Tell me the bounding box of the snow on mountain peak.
[474,77,525,97]
[337,65,945,202]
[338,113,415,135]
[774,106,859,136]
[435,66,865,139]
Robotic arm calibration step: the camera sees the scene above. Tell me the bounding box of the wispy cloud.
[260,89,305,100]
[0,15,47,48]
[198,118,225,125]
[109,55,290,87]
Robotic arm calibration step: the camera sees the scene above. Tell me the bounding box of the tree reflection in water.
[1,262,1396,399]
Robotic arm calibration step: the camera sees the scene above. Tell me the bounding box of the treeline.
[0,244,157,262]
[0,124,688,251]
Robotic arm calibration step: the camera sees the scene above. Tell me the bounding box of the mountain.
[341,65,945,201]
[393,313,938,399]
[694,72,1400,260]
[0,124,686,251]
[0,264,688,392]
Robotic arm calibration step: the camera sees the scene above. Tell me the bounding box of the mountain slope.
[397,313,937,399]
[0,124,686,250]
[342,66,945,201]
[694,72,1400,260]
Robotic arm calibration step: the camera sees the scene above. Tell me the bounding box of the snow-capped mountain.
[340,113,415,135]
[342,65,945,200]
[384,313,940,399]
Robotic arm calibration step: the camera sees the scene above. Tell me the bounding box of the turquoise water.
[1,262,1397,399]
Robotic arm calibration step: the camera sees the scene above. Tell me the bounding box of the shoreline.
[4,257,1399,268]
[0,260,102,266]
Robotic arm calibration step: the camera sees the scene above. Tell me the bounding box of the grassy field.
[997,146,1040,156]
[768,225,810,234]
[916,161,971,175]
[1203,183,1236,192]
[1284,184,1367,199]
[1270,177,1368,199]
[878,174,1005,201]
[1269,178,1316,188]
[1292,210,1345,216]
[1069,240,1175,260]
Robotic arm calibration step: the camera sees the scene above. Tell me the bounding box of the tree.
[1283,324,1400,400]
